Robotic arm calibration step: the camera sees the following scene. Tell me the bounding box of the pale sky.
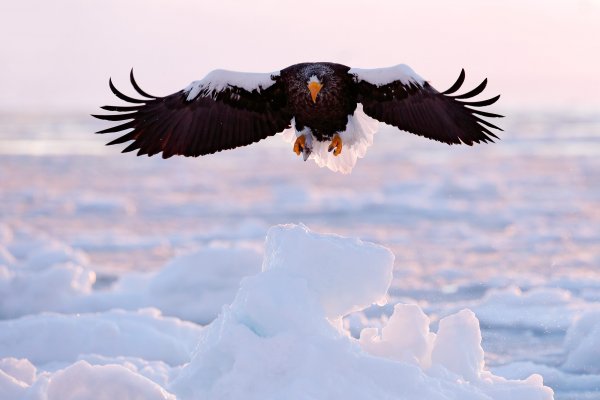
[1,0,599,113]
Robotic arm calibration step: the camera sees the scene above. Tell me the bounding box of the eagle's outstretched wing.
[93,70,292,158]
[350,65,503,145]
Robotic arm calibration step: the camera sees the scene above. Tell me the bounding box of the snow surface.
[462,286,600,332]
[0,224,555,399]
[172,225,552,399]
[562,310,600,374]
[1,112,600,399]
[184,69,278,101]
[349,63,425,86]
[0,225,261,323]
[0,308,201,366]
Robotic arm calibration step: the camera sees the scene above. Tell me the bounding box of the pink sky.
[1,0,599,113]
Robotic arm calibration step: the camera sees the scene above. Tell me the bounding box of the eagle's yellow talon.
[293,135,306,155]
[328,134,342,156]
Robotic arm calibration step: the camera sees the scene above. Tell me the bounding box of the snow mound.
[492,361,600,399]
[133,246,262,323]
[0,260,95,319]
[45,361,176,400]
[104,246,262,324]
[0,358,35,386]
[0,224,260,323]
[67,194,136,216]
[562,310,600,374]
[0,358,176,400]
[359,303,434,366]
[0,246,16,267]
[431,309,484,381]
[0,225,97,318]
[0,224,554,399]
[0,309,202,366]
[171,224,553,400]
[469,285,598,332]
[261,224,394,317]
[22,240,90,271]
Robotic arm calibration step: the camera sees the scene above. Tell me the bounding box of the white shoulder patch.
[349,64,425,87]
[184,69,279,101]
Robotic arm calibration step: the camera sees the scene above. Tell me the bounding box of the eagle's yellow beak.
[308,81,323,103]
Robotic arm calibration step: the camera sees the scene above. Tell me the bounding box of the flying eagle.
[93,63,502,173]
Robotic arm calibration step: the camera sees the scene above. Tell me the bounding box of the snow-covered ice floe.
[457,285,600,333]
[0,224,554,399]
[0,224,261,323]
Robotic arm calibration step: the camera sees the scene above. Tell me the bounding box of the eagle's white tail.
[281,104,380,174]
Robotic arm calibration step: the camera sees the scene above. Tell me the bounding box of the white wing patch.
[184,69,279,101]
[281,104,380,174]
[349,64,425,87]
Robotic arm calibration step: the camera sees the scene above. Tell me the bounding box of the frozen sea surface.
[1,111,599,399]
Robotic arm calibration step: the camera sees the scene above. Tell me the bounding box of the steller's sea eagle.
[93,63,502,173]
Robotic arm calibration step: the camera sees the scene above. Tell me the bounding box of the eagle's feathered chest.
[280,63,358,140]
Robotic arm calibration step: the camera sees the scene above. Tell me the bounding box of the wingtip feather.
[441,69,466,95]
[109,77,146,104]
[452,78,488,99]
[129,69,157,99]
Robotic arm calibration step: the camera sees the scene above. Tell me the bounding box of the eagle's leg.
[293,130,313,161]
[293,135,305,156]
[328,134,342,156]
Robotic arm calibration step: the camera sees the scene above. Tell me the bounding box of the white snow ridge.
[0,224,554,399]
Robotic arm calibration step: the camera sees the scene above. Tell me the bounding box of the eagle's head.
[307,75,323,103]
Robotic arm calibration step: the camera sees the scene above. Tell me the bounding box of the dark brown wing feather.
[355,69,503,145]
[92,71,291,158]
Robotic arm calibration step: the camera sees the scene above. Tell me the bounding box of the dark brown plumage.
[356,69,502,145]
[279,63,358,141]
[92,62,503,161]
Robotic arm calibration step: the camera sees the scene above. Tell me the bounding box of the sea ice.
[466,285,599,332]
[562,310,600,374]
[0,308,202,366]
[0,224,555,399]
[172,224,553,399]
[0,225,261,323]
[44,361,176,400]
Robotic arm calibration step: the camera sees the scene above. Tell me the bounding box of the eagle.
[93,63,502,173]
